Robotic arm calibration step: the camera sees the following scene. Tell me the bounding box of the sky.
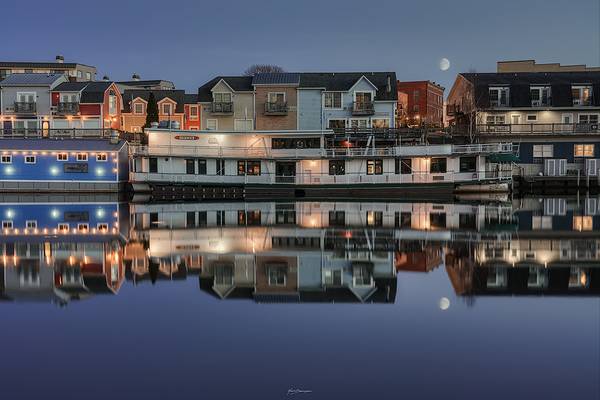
[2,0,599,94]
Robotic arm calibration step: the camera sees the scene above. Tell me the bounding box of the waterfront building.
[253,73,299,131]
[198,76,255,131]
[396,80,445,127]
[51,81,123,132]
[116,74,175,91]
[129,127,515,198]
[0,55,96,82]
[446,70,600,189]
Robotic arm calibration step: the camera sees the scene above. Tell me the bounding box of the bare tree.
[244,64,285,76]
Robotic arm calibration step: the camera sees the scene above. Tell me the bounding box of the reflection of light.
[50,166,59,175]
[439,297,450,310]
[5,209,14,218]
[51,209,60,218]
[96,167,105,176]
[580,272,587,286]
[4,166,15,175]
[96,208,105,218]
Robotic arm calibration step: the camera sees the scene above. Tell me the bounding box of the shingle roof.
[299,72,398,101]
[0,73,65,86]
[53,81,114,103]
[0,139,126,152]
[117,80,175,89]
[184,93,198,104]
[54,82,88,92]
[122,89,186,113]
[252,73,301,85]
[197,76,254,102]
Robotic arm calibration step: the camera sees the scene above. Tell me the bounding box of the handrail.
[474,123,600,135]
[0,128,116,139]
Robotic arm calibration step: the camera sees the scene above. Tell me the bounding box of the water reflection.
[1,197,600,306]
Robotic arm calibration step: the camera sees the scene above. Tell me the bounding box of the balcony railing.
[489,99,509,108]
[352,101,375,116]
[573,98,592,106]
[0,128,115,139]
[57,102,80,114]
[211,102,233,114]
[264,102,288,115]
[14,102,36,113]
[475,123,600,135]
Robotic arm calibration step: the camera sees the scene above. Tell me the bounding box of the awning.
[488,153,519,163]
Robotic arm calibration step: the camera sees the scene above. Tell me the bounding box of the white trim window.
[133,102,145,115]
[2,220,13,229]
[24,155,36,164]
[57,152,68,161]
[26,220,37,229]
[328,119,346,130]
[77,223,89,231]
[574,144,594,158]
[16,92,36,104]
[58,223,69,232]
[76,153,88,161]
[189,105,199,120]
[323,92,342,109]
[572,85,592,106]
[533,144,553,158]
[268,266,287,286]
[371,118,390,129]
[350,118,369,129]
[486,115,506,125]
[489,87,510,107]
[97,223,109,231]
[267,92,286,104]
[96,153,108,162]
[161,103,173,115]
[234,119,253,132]
[206,119,218,131]
[213,92,232,103]
[532,216,552,230]
[530,86,551,107]
[1,155,12,164]
[578,114,599,124]
[526,114,538,122]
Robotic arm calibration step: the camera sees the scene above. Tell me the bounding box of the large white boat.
[129,128,517,199]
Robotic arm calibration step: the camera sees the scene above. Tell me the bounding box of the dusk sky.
[3,0,599,93]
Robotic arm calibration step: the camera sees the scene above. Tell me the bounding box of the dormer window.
[572,85,592,106]
[489,87,509,107]
[162,103,172,115]
[133,103,144,115]
[213,92,232,103]
[530,86,551,107]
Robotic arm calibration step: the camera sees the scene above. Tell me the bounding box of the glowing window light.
[4,166,15,175]
[96,167,105,176]
[50,166,59,175]
[51,209,60,219]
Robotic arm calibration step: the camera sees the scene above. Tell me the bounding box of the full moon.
[439,58,451,71]
[439,297,450,310]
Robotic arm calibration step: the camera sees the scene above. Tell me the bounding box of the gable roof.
[252,73,301,85]
[298,72,397,100]
[0,73,65,86]
[117,80,175,89]
[197,76,254,102]
[122,89,186,113]
[54,81,115,103]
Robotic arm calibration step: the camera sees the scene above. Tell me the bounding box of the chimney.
[56,55,64,64]
[102,75,110,81]
[387,76,391,93]
[132,73,140,81]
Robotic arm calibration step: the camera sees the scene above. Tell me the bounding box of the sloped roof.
[54,81,114,103]
[117,80,175,89]
[122,89,186,113]
[299,72,398,101]
[184,93,198,104]
[54,82,88,92]
[252,73,301,85]
[197,76,254,102]
[460,71,600,85]
[0,73,65,86]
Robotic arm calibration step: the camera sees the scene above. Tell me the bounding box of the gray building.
[0,55,96,82]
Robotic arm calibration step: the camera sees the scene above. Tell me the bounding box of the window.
[489,87,509,107]
[213,92,231,103]
[526,114,538,122]
[530,86,551,106]
[579,114,599,124]
[189,105,199,120]
[24,155,36,164]
[197,159,207,175]
[149,157,158,173]
[108,91,117,115]
[238,210,261,226]
[161,103,172,115]
[572,86,592,106]
[97,223,109,232]
[353,265,372,286]
[459,156,477,173]
[328,119,346,130]
[76,153,88,161]
[430,158,447,173]
[267,92,285,104]
[329,211,346,227]
[58,223,69,232]
[96,153,107,162]
[324,92,342,109]
[86,72,92,80]
[532,216,552,230]
[367,159,383,175]
[206,119,218,130]
[215,265,234,285]
[486,115,506,125]
[216,159,225,176]
[573,216,593,231]
[395,212,411,228]
[328,160,345,175]
[268,266,287,286]
[77,223,89,231]
[186,159,195,174]
[371,119,389,129]
[430,213,447,229]
[350,119,369,129]
[237,160,261,176]
[366,211,383,227]
[234,119,253,131]
[395,158,411,174]
[133,103,144,114]
[574,144,594,157]
[26,220,37,229]
[1,155,12,164]
[272,138,320,149]
[2,220,13,229]
[459,213,477,229]
[57,153,68,161]
[533,144,553,158]
[77,71,83,78]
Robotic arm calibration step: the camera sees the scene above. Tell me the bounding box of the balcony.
[264,102,288,115]
[57,102,79,114]
[14,102,36,113]
[531,98,552,107]
[211,102,233,114]
[573,98,592,106]
[489,99,509,108]
[352,101,375,116]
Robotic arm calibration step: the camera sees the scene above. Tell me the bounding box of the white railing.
[452,143,514,154]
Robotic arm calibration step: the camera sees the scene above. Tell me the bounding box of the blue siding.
[0,203,119,230]
[298,89,322,130]
[519,141,600,163]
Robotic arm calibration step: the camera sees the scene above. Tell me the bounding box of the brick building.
[397,81,444,127]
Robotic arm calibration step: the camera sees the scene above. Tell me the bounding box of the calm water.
[1,197,599,399]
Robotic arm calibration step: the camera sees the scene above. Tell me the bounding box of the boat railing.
[452,143,515,154]
[474,123,600,135]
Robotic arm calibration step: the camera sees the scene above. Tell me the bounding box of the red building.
[396,81,444,127]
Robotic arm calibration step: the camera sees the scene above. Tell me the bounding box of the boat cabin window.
[149,157,158,173]
[197,159,207,175]
[367,159,383,175]
[459,156,477,173]
[237,160,261,176]
[328,160,345,175]
[272,137,320,149]
[430,158,447,173]
[395,158,411,174]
